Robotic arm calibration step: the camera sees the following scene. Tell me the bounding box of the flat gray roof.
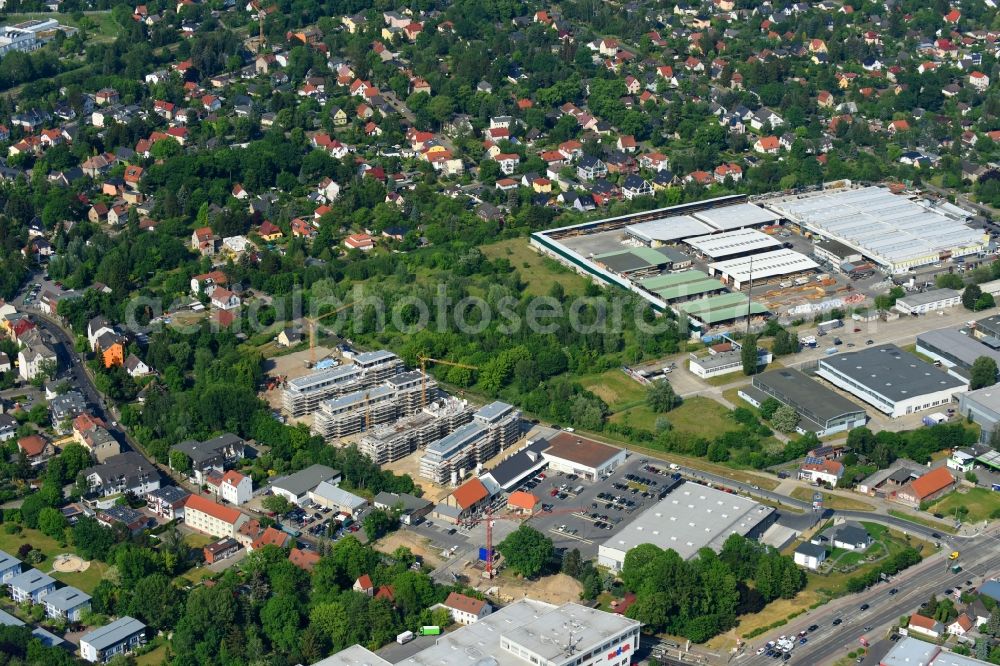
[311,481,367,510]
[685,228,781,259]
[753,368,866,427]
[917,328,1000,369]
[475,401,515,423]
[270,464,340,497]
[286,364,361,393]
[692,203,782,231]
[0,548,20,572]
[424,421,487,459]
[897,288,961,308]
[601,482,774,561]
[795,542,826,558]
[81,616,146,651]
[8,568,55,593]
[626,215,714,243]
[818,344,966,402]
[960,385,1000,414]
[44,585,91,611]
[501,602,640,663]
[881,637,940,666]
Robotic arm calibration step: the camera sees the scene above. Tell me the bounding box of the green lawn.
[611,396,738,438]
[480,239,590,297]
[0,527,108,593]
[929,488,1000,524]
[578,369,647,412]
[183,533,215,549]
[0,11,119,40]
[135,640,168,666]
[790,488,875,511]
[887,509,958,534]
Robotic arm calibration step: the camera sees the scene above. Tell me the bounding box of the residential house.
[169,433,246,485]
[793,542,827,570]
[258,220,282,241]
[753,136,780,154]
[443,592,493,625]
[289,548,320,572]
[97,505,149,534]
[831,522,872,550]
[203,538,241,564]
[798,460,844,486]
[908,614,944,638]
[948,614,974,636]
[344,233,376,251]
[8,569,56,604]
[83,452,162,498]
[73,413,120,462]
[208,470,252,505]
[17,435,53,463]
[250,526,292,551]
[210,287,241,311]
[80,617,147,664]
[190,270,227,295]
[0,414,16,442]
[0,549,21,582]
[145,485,190,520]
[124,354,151,378]
[353,575,374,596]
[577,155,608,181]
[191,226,217,255]
[183,494,247,538]
[621,175,653,199]
[18,343,56,382]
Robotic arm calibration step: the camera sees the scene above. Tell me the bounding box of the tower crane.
[305,302,354,366]
[464,504,584,578]
[418,356,478,407]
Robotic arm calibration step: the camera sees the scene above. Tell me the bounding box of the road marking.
[549,529,592,544]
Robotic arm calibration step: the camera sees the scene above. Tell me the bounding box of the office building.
[80,616,147,663]
[419,402,521,485]
[281,350,402,416]
[312,599,640,666]
[358,397,472,465]
[182,495,247,538]
[816,344,967,418]
[739,368,867,436]
[598,483,776,571]
[311,371,436,441]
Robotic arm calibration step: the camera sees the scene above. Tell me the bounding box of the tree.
[362,509,397,541]
[770,405,800,433]
[963,284,984,311]
[772,329,799,356]
[937,273,964,290]
[741,335,759,376]
[646,379,681,413]
[168,450,191,474]
[263,494,293,515]
[497,525,553,578]
[758,398,781,420]
[37,508,68,540]
[562,548,582,578]
[970,356,998,390]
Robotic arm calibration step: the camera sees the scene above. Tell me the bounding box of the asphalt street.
[737,527,1000,666]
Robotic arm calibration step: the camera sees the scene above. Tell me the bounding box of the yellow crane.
[306,302,354,366]
[418,356,478,407]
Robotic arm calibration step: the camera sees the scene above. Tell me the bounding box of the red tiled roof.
[252,526,291,550]
[909,614,938,630]
[184,494,242,524]
[18,435,47,457]
[355,574,373,590]
[507,491,539,510]
[444,592,487,615]
[909,467,954,499]
[289,547,320,572]
[451,478,488,510]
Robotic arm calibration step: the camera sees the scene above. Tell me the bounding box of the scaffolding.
[310,371,438,441]
[358,396,472,465]
[281,351,403,417]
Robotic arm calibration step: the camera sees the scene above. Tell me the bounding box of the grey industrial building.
[894,288,961,315]
[959,385,1000,443]
[269,464,341,505]
[358,397,472,465]
[281,350,403,416]
[312,600,640,666]
[916,328,1000,381]
[597,482,776,570]
[419,402,521,485]
[816,344,967,418]
[739,368,867,436]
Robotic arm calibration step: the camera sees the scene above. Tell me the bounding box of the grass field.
[611,396,739,438]
[790,488,876,512]
[135,641,168,666]
[0,527,108,593]
[183,533,215,549]
[929,487,1000,524]
[887,509,958,534]
[480,239,590,297]
[578,369,647,412]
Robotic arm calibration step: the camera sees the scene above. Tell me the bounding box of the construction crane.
[418,356,478,407]
[306,302,354,366]
[465,504,585,578]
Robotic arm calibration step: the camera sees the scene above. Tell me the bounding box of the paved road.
[736,527,1000,666]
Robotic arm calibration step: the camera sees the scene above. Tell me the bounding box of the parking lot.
[274,500,370,541]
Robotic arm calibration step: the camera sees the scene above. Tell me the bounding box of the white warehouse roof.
[692,203,782,231]
[625,215,714,243]
[685,228,782,259]
[709,249,819,283]
[766,187,985,271]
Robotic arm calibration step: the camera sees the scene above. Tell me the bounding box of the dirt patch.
[482,572,583,605]
[52,554,89,573]
[374,531,444,568]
